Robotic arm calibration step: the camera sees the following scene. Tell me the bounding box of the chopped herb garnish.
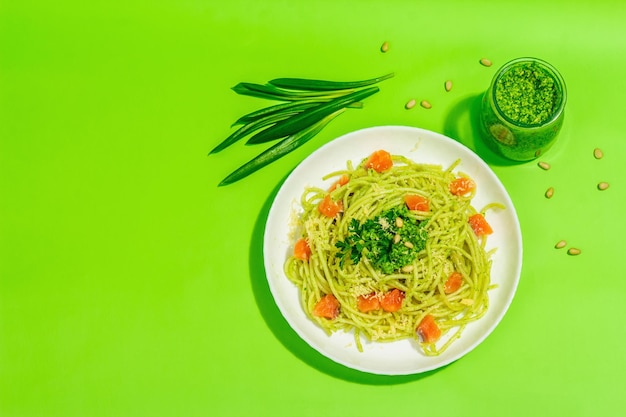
[335,206,428,274]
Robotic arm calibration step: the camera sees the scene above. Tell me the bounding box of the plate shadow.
[443,93,522,167]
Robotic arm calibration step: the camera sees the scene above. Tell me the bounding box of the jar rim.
[489,57,567,129]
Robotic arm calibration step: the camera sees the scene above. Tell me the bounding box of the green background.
[2,1,625,416]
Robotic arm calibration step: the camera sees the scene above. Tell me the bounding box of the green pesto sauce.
[495,63,558,126]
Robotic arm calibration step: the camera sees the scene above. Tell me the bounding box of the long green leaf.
[209,110,301,154]
[233,98,363,127]
[232,82,351,101]
[245,86,379,145]
[268,72,395,91]
[218,109,344,186]
[232,101,320,126]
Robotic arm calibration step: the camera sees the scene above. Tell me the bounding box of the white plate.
[263,125,523,375]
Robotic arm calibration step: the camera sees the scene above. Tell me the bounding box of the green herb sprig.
[335,206,428,274]
[213,73,394,186]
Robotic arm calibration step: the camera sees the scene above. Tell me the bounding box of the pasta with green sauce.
[284,149,502,356]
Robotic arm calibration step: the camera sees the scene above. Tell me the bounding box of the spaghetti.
[284,150,501,355]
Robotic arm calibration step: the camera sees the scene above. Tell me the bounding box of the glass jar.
[479,57,567,161]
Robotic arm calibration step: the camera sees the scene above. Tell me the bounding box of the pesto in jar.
[479,57,566,161]
[494,62,559,126]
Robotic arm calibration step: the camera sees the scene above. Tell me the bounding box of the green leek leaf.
[245,86,379,145]
[232,101,320,126]
[268,72,394,91]
[209,110,300,154]
[232,82,351,101]
[218,109,344,186]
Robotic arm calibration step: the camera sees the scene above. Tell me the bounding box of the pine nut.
[404,241,414,249]
[444,80,453,92]
[545,187,554,199]
[405,99,416,109]
[401,265,414,273]
[380,41,389,53]
[480,58,492,67]
[538,161,551,170]
[597,182,609,191]
[568,248,581,256]
[420,100,432,109]
[395,217,404,228]
[593,148,603,159]
[555,240,567,249]
[393,234,401,244]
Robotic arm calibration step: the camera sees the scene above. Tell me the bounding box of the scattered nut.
[401,265,414,273]
[538,161,551,170]
[403,241,414,249]
[545,187,554,199]
[555,240,567,249]
[593,148,603,159]
[395,217,404,228]
[380,41,389,53]
[480,58,493,67]
[405,99,416,110]
[420,100,432,109]
[393,234,401,244]
[597,182,610,191]
[444,80,453,92]
[568,248,581,256]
